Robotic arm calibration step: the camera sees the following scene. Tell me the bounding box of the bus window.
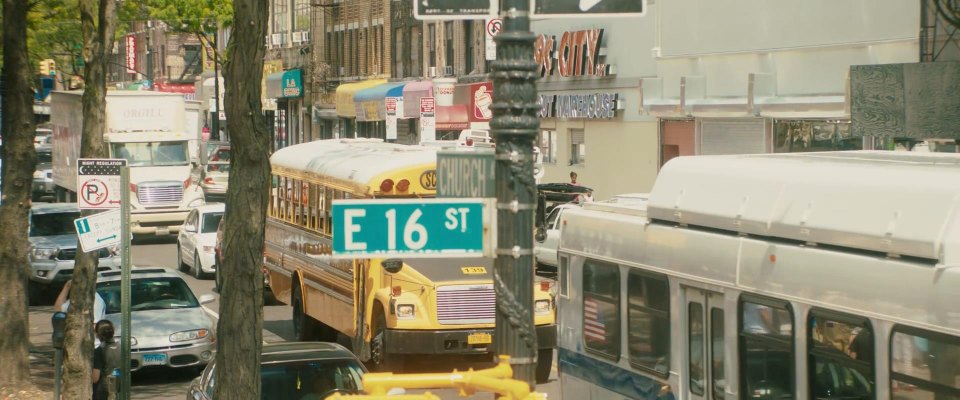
[627,270,670,377]
[740,297,794,399]
[711,307,725,399]
[690,302,705,395]
[890,326,960,399]
[559,256,568,298]
[582,259,620,361]
[808,311,874,399]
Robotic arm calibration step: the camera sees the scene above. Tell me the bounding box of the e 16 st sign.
[332,198,496,258]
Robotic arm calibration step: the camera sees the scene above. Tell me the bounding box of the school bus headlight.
[535,300,551,315]
[396,304,415,319]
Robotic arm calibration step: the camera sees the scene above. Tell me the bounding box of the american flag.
[584,297,606,342]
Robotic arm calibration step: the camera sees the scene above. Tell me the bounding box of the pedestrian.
[92,320,121,400]
[54,281,106,346]
[570,171,578,185]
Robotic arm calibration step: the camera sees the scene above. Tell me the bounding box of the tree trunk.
[0,0,38,388]
[215,0,269,397]
[61,0,117,397]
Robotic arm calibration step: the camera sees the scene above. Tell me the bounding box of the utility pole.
[490,0,538,389]
[212,24,221,141]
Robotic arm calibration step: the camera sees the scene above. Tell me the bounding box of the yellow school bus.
[265,138,557,382]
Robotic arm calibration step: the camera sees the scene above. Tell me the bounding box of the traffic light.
[46,59,56,76]
[39,60,49,76]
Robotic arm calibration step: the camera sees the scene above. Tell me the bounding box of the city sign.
[538,92,620,119]
[332,198,496,258]
[125,35,136,74]
[535,29,614,78]
[532,0,646,18]
[74,209,122,252]
[420,97,436,143]
[414,0,496,20]
[77,159,127,210]
[485,19,502,61]
[385,97,399,140]
[437,149,495,198]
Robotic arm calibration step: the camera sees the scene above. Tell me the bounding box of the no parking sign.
[77,159,126,209]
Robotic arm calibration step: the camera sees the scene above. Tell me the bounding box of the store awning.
[265,69,303,99]
[403,81,433,118]
[437,105,470,130]
[354,82,406,122]
[336,79,387,118]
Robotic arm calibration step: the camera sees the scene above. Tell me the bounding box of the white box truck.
[50,91,205,236]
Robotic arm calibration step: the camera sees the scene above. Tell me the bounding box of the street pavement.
[29,236,561,399]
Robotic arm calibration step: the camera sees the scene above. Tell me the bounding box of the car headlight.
[535,299,552,315]
[169,329,210,342]
[31,247,58,261]
[396,304,415,319]
[202,246,216,253]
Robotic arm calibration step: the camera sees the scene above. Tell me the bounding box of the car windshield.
[111,141,189,167]
[260,359,365,400]
[30,211,80,237]
[202,212,223,233]
[97,277,199,313]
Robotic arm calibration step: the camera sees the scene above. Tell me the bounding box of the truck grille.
[137,182,183,205]
[56,248,111,260]
[436,284,495,325]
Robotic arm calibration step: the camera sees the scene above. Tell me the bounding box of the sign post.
[119,166,132,400]
[419,97,436,143]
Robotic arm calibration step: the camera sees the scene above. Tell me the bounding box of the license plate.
[142,353,166,366]
[467,332,492,345]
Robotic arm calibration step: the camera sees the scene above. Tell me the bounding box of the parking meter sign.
[77,159,126,209]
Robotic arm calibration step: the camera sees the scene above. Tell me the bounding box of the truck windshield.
[111,141,188,167]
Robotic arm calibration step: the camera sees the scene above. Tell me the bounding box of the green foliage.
[27,0,84,76]
[145,0,233,35]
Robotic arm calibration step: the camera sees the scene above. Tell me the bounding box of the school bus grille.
[436,285,495,325]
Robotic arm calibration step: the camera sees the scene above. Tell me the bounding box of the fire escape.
[920,0,960,61]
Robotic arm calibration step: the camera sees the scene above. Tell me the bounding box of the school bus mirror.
[382,259,404,274]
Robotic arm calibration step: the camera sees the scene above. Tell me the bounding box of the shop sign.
[281,69,303,98]
[534,28,613,79]
[538,92,619,119]
[385,97,398,140]
[472,83,493,121]
[433,78,456,106]
[125,35,136,74]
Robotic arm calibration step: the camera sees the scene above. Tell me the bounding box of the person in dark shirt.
[92,320,120,400]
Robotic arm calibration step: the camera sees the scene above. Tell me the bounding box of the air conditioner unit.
[301,31,311,42]
[443,65,454,76]
[428,66,437,78]
[265,35,270,47]
[338,66,345,76]
[271,33,283,47]
[292,31,303,44]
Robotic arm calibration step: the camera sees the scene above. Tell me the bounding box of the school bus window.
[739,297,794,400]
[808,310,874,399]
[324,188,334,235]
[890,326,960,398]
[582,259,620,362]
[277,176,285,220]
[711,307,725,399]
[627,270,670,377]
[689,302,705,396]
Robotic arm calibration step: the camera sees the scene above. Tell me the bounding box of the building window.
[808,310,874,399]
[570,129,585,165]
[428,23,436,69]
[582,259,620,361]
[739,296,795,400]
[393,27,404,78]
[627,270,670,376]
[774,120,859,153]
[890,326,960,398]
[444,21,454,73]
[273,0,289,36]
[294,0,310,32]
[411,26,422,77]
[538,130,557,164]
[463,21,474,74]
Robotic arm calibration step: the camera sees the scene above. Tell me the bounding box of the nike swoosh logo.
[579,0,602,11]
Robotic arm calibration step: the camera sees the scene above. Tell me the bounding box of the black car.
[187,342,366,400]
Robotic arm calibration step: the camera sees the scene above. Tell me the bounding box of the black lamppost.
[207,20,222,141]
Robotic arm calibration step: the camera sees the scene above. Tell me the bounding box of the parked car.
[177,203,225,279]
[97,267,216,372]
[199,143,230,203]
[31,144,55,201]
[186,342,368,400]
[29,203,121,303]
[34,128,53,147]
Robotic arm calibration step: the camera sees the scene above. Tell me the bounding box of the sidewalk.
[0,306,57,398]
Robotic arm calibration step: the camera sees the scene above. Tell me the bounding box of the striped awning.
[354,82,406,122]
[335,79,387,118]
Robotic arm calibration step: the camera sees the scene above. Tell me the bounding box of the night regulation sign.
[77,158,126,210]
[331,198,496,258]
[414,0,496,20]
[532,0,646,18]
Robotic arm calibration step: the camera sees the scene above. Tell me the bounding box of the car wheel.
[371,307,403,372]
[535,348,554,384]
[193,252,205,279]
[176,244,188,272]
[292,284,317,341]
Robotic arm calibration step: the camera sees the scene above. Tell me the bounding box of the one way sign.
[74,209,122,252]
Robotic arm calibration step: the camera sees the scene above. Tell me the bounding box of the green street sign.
[437,148,495,198]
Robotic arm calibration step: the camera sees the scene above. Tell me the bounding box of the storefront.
[354,82,405,139]
[266,68,305,150]
[453,81,493,131]
[334,79,387,138]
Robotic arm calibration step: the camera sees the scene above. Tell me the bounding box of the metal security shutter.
[699,119,766,155]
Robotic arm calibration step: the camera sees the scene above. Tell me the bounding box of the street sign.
[420,97,436,143]
[77,159,127,210]
[332,198,496,258]
[485,19,502,61]
[437,149,496,198]
[385,97,399,140]
[414,0,496,20]
[74,209,122,252]
[532,0,646,18]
